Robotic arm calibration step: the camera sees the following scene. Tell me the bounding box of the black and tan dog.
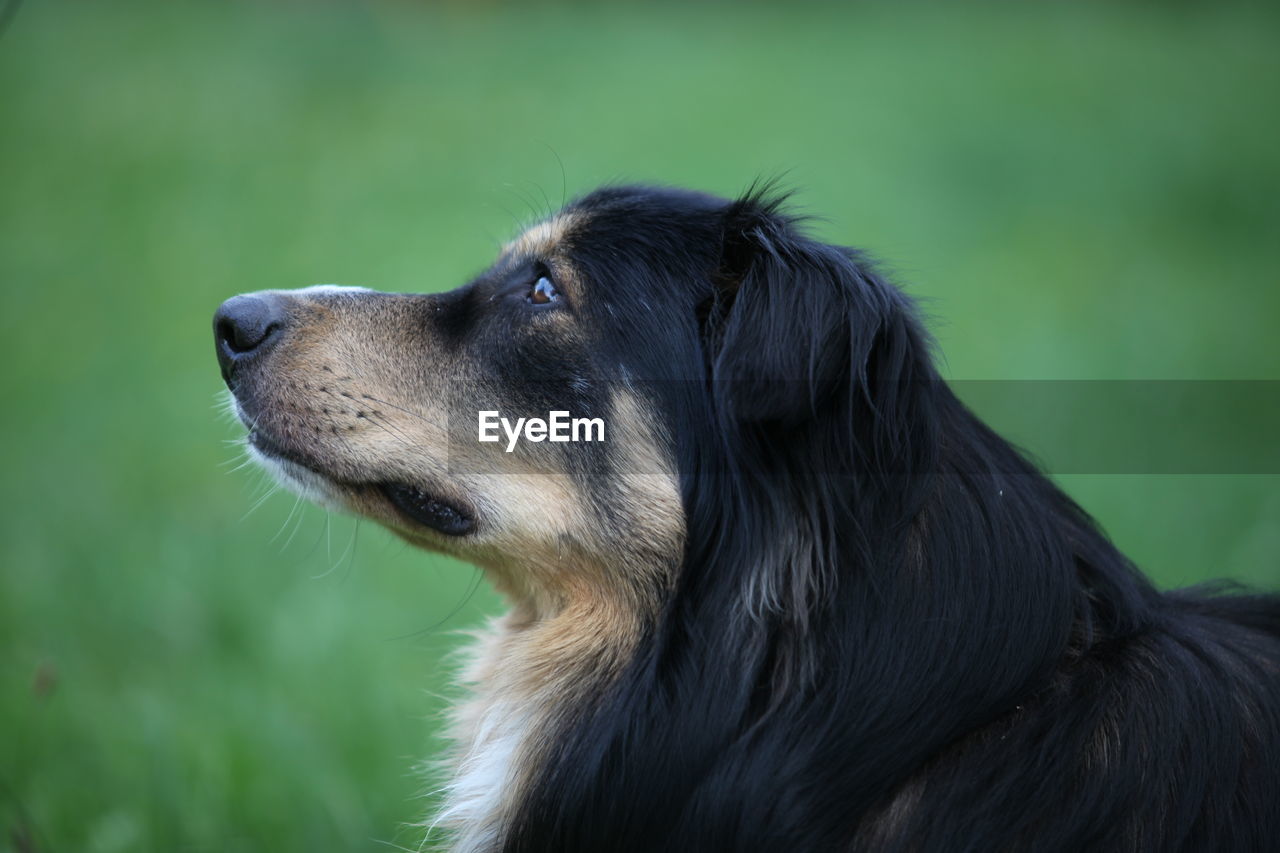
[214,184,1280,852]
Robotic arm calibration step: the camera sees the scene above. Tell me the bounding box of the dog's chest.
[430,602,639,851]
[433,618,540,853]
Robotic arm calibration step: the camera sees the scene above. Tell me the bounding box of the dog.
[214,184,1280,851]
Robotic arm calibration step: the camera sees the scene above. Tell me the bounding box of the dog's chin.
[244,429,476,538]
[244,434,352,515]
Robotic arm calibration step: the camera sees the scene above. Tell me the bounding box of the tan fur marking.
[428,389,682,851]
[231,273,685,852]
[501,213,579,261]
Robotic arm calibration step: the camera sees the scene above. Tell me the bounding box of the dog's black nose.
[214,293,286,383]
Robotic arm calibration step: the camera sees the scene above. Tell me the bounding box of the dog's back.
[854,593,1280,850]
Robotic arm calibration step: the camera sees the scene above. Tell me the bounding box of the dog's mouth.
[247,427,475,538]
[379,484,475,537]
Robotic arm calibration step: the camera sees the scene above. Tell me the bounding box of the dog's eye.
[528,276,559,305]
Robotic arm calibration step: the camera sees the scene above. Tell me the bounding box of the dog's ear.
[707,186,926,428]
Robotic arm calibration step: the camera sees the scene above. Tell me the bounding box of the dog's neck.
[436,539,678,852]
[492,378,1159,851]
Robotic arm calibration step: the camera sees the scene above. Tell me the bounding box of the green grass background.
[2,1,1278,850]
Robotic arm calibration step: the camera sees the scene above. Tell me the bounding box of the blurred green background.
[2,1,1278,850]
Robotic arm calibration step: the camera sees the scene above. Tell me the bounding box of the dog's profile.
[214,184,1280,851]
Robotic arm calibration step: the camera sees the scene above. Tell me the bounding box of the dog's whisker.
[501,182,545,227]
[384,568,484,643]
[311,516,359,580]
[368,838,417,853]
[525,179,553,222]
[237,481,279,523]
[359,394,447,430]
[279,496,311,553]
[341,519,361,584]
[269,493,304,546]
[223,456,257,476]
[293,512,330,567]
[363,411,420,453]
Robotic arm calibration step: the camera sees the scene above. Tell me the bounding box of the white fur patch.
[433,693,533,853]
[422,614,539,852]
[291,284,375,296]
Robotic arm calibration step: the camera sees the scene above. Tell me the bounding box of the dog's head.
[214,184,927,620]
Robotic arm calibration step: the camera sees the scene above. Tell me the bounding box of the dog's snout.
[214,293,287,382]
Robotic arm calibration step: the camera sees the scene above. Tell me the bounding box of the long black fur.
[507,184,1280,852]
